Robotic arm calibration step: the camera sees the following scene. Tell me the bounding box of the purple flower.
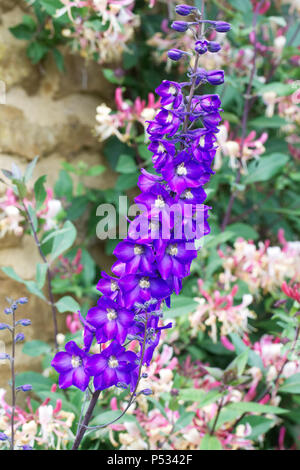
[114,239,155,275]
[138,169,164,193]
[135,186,175,226]
[0,432,8,441]
[198,94,222,112]
[161,151,209,194]
[148,139,176,172]
[195,40,208,54]
[201,111,223,129]
[51,341,90,391]
[119,274,172,307]
[96,271,120,300]
[155,80,183,109]
[86,297,134,344]
[86,341,138,391]
[147,109,182,137]
[156,239,198,279]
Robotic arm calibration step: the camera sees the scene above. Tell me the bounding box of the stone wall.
[0,1,116,391]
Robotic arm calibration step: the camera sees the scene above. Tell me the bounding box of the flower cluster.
[58,0,140,64]
[95,87,161,143]
[0,386,75,450]
[190,280,255,342]
[52,5,230,396]
[219,232,300,296]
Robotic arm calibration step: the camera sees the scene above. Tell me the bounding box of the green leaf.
[52,48,64,72]
[40,0,63,15]
[200,434,223,450]
[163,295,197,318]
[226,349,249,376]
[27,204,38,232]
[9,24,36,40]
[203,230,234,249]
[243,153,289,185]
[55,296,80,313]
[27,42,49,64]
[116,155,137,174]
[15,371,53,391]
[279,374,300,394]
[226,223,259,240]
[229,333,264,371]
[91,410,137,426]
[85,165,106,176]
[239,415,274,440]
[226,402,287,415]
[228,0,252,13]
[115,173,138,191]
[103,69,124,85]
[180,388,222,408]
[258,82,294,97]
[50,221,76,260]
[249,116,287,129]
[1,266,24,283]
[1,267,46,300]
[36,263,48,290]
[22,340,51,357]
[24,156,39,183]
[54,170,73,201]
[174,412,195,432]
[34,175,47,211]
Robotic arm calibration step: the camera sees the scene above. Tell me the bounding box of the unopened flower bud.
[141,388,153,396]
[15,333,25,343]
[206,70,225,85]
[17,319,31,327]
[175,4,197,16]
[17,297,28,305]
[214,21,231,32]
[171,21,189,32]
[208,41,221,53]
[0,432,8,441]
[18,384,32,392]
[167,48,185,61]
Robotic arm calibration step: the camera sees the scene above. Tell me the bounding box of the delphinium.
[51,2,231,450]
[0,297,32,450]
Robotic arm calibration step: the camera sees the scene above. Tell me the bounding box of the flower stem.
[72,311,149,450]
[21,201,59,351]
[10,307,16,450]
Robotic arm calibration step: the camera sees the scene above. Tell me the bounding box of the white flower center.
[71,355,81,368]
[182,189,193,199]
[134,245,144,255]
[111,280,118,292]
[167,244,178,256]
[166,112,173,123]
[139,277,150,289]
[107,308,117,321]
[155,195,165,208]
[108,356,119,368]
[158,143,165,153]
[169,85,177,95]
[176,163,187,176]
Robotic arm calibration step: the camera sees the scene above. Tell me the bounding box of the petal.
[86,354,107,375]
[103,368,117,388]
[58,370,74,389]
[113,241,135,261]
[51,352,72,373]
[86,306,107,327]
[73,367,90,391]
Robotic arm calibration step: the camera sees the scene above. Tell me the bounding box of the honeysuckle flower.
[51,341,90,391]
[86,341,138,391]
[86,297,134,344]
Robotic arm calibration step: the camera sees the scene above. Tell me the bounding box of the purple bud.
[17,297,28,305]
[0,323,10,330]
[15,333,25,343]
[22,445,33,450]
[17,319,31,327]
[19,384,32,392]
[206,70,225,85]
[195,40,208,55]
[171,21,189,32]
[0,432,8,441]
[4,308,12,315]
[11,303,18,311]
[208,41,221,53]
[214,21,231,32]
[0,353,10,360]
[141,388,153,396]
[167,48,185,61]
[175,4,197,16]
